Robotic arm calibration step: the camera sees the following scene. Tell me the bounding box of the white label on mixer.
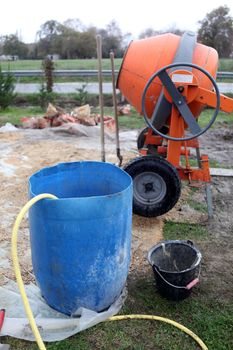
[172,74,193,83]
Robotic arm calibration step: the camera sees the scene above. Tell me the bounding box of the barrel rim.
[29,161,132,200]
[147,240,202,274]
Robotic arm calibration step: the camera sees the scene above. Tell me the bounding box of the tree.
[98,20,124,58]
[60,31,80,59]
[76,31,96,58]
[165,26,184,36]
[139,26,183,39]
[35,18,126,59]
[36,19,96,59]
[0,36,4,55]
[139,28,160,39]
[3,34,28,58]
[37,20,63,39]
[63,18,85,32]
[198,6,233,57]
[36,20,65,57]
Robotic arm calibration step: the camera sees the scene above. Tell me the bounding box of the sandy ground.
[0,125,232,302]
[0,127,164,287]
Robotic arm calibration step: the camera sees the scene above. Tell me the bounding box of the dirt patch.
[0,128,162,287]
[201,125,233,167]
[0,126,233,304]
[130,216,163,278]
[195,126,233,300]
[199,176,233,300]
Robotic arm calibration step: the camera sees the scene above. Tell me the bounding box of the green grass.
[187,197,207,213]
[0,106,43,126]
[15,75,114,83]
[0,59,123,83]
[0,59,123,71]
[2,285,232,349]
[163,222,209,240]
[98,107,233,131]
[0,58,232,72]
[218,58,233,72]
[180,156,230,169]
[1,105,232,132]
[198,109,233,129]
[118,109,145,130]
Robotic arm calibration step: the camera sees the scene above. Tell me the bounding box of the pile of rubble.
[20,104,123,133]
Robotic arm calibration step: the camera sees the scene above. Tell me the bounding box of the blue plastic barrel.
[29,161,132,315]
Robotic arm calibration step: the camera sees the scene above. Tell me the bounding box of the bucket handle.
[153,265,200,290]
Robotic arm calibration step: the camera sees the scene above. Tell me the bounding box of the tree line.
[0,5,233,59]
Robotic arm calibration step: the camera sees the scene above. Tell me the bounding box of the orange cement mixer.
[117,32,233,218]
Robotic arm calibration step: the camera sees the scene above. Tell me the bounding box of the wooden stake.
[110,50,123,166]
[96,35,105,162]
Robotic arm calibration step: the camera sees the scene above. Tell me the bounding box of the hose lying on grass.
[11,194,208,350]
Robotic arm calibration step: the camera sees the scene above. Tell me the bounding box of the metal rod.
[205,183,214,219]
[96,35,105,162]
[196,147,202,168]
[110,51,123,167]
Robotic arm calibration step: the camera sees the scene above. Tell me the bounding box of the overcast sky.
[1,0,233,43]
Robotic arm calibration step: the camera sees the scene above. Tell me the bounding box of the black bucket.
[148,240,202,301]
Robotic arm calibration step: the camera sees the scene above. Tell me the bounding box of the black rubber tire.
[137,127,149,150]
[137,127,168,155]
[124,156,181,217]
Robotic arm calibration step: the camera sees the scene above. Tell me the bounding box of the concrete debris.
[20,103,116,132]
[117,104,131,116]
[71,105,97,126]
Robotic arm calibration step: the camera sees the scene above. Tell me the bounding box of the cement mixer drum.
[117,32,218,122]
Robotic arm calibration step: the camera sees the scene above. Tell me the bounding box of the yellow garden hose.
[11,193,58,350]
[11,194,208,350]
[109,315,208,350]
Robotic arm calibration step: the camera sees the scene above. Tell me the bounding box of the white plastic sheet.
[0,123,18,133]
[0,281,126,342]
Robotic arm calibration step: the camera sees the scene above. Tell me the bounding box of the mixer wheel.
[124,156,181,217]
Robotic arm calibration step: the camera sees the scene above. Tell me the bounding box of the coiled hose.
[11,194,208,350]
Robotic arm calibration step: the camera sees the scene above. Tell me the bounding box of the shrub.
[75,83,88,105]
[38,84,56,109]
[0,66,16,109]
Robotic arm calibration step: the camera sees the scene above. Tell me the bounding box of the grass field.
[0,59,123,71]
[0,58,233,71]
[0,59,123,83]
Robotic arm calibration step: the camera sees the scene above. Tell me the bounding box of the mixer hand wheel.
[141,62,221,141]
